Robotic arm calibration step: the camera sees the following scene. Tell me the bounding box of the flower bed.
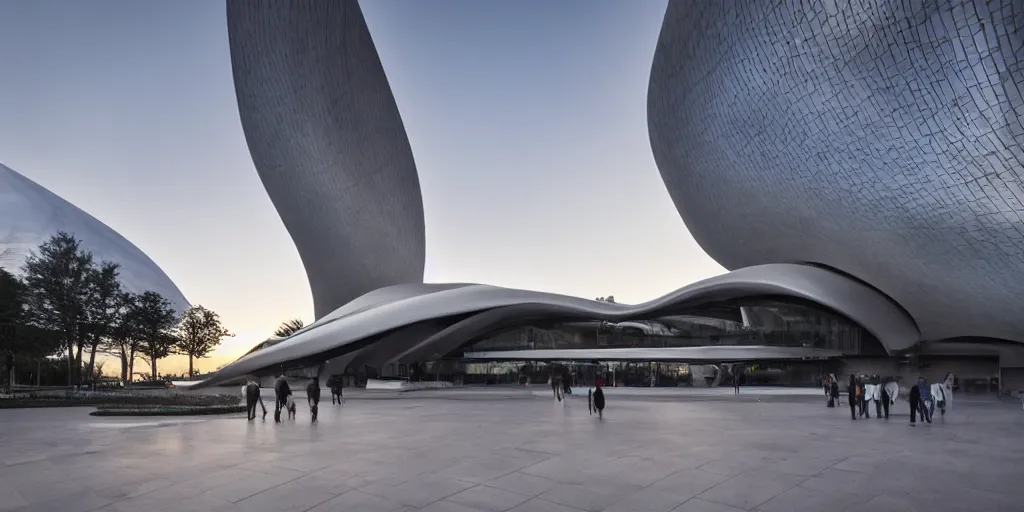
[0,392,240,409]
[89,404,247,416]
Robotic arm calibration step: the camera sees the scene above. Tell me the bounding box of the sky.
[0,0,724,374]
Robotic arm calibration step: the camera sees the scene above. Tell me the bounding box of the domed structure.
[0,163,189,314]
[648,0,1024,343]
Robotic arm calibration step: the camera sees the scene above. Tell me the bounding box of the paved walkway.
[0,391,1021,512]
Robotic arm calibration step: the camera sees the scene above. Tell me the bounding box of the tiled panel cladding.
[227,0,425,319]
[648,0,1024,342]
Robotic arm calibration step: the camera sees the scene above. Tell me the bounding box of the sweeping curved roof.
[198,263,917,386]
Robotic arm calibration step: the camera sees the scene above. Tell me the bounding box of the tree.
[595,296,615,303]
[21,232,95,386]
[0,267,27,325]
[101,292,139,386]
[0,268,29,360]
[1,269,61,362]
[132,291,177,381]
[82,261,122,386]
[273,318,305,338]
[175,305,232,377]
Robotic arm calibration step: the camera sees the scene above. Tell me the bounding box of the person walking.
[273,372,292,422]
[306,376,321,422]
[551,372,563,402]
[878,377,891,419]
[245,379,267,420]
[592,384,605,419]
[917,377,932,423]
[733,367,741,395]
[909,382,920,426]
[847,374,858,420]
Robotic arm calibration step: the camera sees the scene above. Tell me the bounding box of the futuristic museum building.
[0,163,190,315]
[204,0,1024,392]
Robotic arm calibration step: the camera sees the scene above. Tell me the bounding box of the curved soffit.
[648,0,1024,342]
[198,264,918,386]
[0,163,190,314]
[227,0,426,319]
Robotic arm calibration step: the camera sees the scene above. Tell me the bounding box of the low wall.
[365,379,454,391]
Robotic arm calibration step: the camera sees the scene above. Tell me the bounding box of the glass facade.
[457,299,886,357]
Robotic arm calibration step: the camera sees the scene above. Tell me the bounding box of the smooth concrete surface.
[1,391,1021,512]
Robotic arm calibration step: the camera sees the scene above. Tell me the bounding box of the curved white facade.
[199,263,916,386]
[227,0,426,320]
[0,163,189,314]
[648,0,1024,342]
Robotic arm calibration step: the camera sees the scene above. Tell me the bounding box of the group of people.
[550,371,606,419]
[823,373,953,426]
[549,370,574,402]
[908,376,951,425]
[842,374,898,420]
[243,372,345,422]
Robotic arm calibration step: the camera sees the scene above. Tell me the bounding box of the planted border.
[89,404,247,416]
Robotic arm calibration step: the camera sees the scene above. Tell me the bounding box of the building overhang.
[463,346,844,363]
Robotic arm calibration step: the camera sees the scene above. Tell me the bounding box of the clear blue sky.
[0,0,723,365]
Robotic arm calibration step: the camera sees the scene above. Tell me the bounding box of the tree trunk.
[86,338,98,387]
[150,343,158,382]
[119,347,128,386]
[128,345,136,388]
[66,339,74,388]
[188,355,194,377]
[74,340,84,388]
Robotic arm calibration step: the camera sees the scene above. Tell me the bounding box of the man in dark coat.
[273,373,291,423]
[327,374,344,404]
[306,376,321,422]
[878,376,891,419]
[245,379,267,420]
[830,379,840,407]
[592,385,605,419]
[909,383,920,426]
[847,374,858,420]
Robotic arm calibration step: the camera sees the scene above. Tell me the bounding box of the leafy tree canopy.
[175,305,232,376]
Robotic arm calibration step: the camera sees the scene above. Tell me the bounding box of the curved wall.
[0,163,190,314]
[227,0,426,319]
[648,0,1024,342]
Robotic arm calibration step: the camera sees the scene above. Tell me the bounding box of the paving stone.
[538,482,640,512]
[670,498,746,512]
[306,489,404,512]
[484,472,562,498]
[444,485,532,511]
[507,498,587,512]
[603,486,690,512]
[233,481,335,512]
[695,470,807,510]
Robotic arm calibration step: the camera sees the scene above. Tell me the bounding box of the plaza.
[0,389,1021,512]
